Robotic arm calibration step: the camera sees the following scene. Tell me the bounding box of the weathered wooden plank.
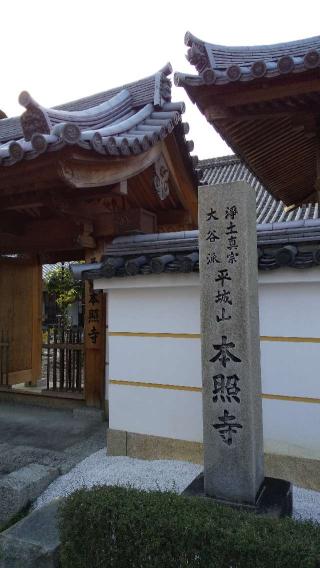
[0,260,34,376]
[84,244,106,408]
[8,369,32,386]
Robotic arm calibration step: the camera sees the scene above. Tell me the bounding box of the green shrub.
[59,486,320,568]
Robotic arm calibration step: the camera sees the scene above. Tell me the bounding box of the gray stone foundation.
[107,429,320,492]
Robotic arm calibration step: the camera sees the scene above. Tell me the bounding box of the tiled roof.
[78,226,320,280]
[0,117,23,144]
[76,155,320,280]
[175,33,320,86]
[197,156,319,224]
[0,66,171,145]
[0,64,194,166]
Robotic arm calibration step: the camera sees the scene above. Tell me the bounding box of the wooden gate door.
[0,257,42,387]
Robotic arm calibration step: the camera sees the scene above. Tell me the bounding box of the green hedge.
[59,486,320,568]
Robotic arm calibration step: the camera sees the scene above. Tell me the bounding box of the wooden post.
[31,256,42,385]
[84,243,106,408]
[316,137,320,203]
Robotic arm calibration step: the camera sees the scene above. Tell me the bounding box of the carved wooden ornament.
[154,155,170,201]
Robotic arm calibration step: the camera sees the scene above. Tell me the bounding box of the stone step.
[73,406,105,423]
[0,463,59,528]
[0,500,61,567]
[0,444,67,476]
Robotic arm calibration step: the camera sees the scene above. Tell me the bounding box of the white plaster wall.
[110,386,203,442]
[259,279,320,337]
[109,336,201,387]
[262,399,320,460]
[108,284,200,334]
[261,342,320,398]
[99,269,320,461]
[259,274,320,460]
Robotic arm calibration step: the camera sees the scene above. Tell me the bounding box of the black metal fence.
[42,327,84,393]
[0,330,9,387]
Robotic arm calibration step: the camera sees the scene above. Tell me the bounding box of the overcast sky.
[1,0,319,158]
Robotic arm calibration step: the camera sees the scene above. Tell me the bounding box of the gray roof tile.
[77,154,320,279]
[0,65,194,167]
[175,33,320,87]
[197,155,319,224]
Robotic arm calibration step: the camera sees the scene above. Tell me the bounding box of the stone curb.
[73,407,105,423]
[0,464,59,527]
[0,500,61,567]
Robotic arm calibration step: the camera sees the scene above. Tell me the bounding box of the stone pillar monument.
[199,181,264,505]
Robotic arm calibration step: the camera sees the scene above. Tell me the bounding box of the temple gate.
[0,64,197,408]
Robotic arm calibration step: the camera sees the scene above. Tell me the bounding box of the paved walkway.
[0,402,107,477]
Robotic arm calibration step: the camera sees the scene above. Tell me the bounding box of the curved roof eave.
[0,64,195,178]
[177,31,320,86]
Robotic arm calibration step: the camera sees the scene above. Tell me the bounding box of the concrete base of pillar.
[183,473,293,518]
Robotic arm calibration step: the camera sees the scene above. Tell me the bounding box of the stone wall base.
[0,389,85,410]
[265,452,320,493]
[107,428,320,492]
[107,429,203,464]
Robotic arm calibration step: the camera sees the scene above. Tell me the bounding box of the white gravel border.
[34,449,320,523]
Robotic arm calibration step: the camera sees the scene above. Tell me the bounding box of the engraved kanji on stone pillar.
[199,181,264,505]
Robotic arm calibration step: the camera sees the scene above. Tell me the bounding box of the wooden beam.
[0,238,80,255]
[75,185,127,200]
[39,251,84,263]
[0,218,95,254]
[197,75,320,110]
[0,147,128,196]
[0,185,128,225]
[94,208,157,237]
[0,193,44,211]
[59,144,162,188]
[0,255,35,266]
[156,209,192,226]
[205,105,318,123]
[0,157,61,194]
[44,184,129,220]
[161,134,198,226]
[0,212,27,235]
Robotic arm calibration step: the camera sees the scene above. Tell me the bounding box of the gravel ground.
[293,485,320,523]
[34,449,320,523]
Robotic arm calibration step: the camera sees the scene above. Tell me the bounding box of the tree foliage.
[45,264,83,322]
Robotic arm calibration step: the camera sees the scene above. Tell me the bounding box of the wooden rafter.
[176,33,320,206]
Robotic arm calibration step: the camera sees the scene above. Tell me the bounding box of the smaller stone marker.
[199,181,264,505]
